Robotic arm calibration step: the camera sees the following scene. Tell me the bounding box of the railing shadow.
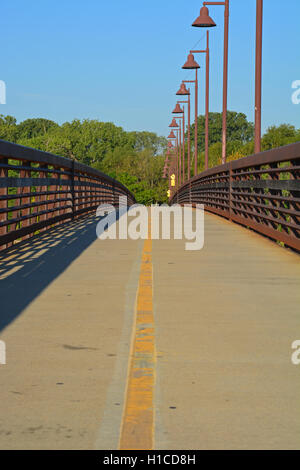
[0,209,126,332]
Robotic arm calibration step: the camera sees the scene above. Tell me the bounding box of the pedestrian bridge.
[0,140,299,450]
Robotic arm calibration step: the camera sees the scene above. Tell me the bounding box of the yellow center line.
[119,220,155,450]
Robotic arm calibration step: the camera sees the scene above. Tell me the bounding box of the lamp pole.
[169,119,180,188]
[178,118,183,186]
[255,0,263,153]
[172,106,185,183]
[187,91,191,178]
[176,132,180,188]
[167,132,178,190]
[195,69,198,175]
[182,112,185,183]
[192,1,228,164]
[177,83,191,179]
[177,100,189,181]
[172,104,186,183]
[168,152,177,195]
[190,30,210,170]
[182,54,200,176]
[193,0,263,157]
[183,79,197,176]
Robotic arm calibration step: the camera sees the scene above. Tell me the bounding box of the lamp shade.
[169,118,179,128]
[168,131,176,139]
[192,6,216,27]
[176,83,190,96]
[182,53,200,70]
[172,103,184,114]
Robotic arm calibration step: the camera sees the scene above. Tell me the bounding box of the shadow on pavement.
[0,211,124,332]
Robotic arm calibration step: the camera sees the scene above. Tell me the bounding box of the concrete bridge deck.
[0,212,299,450]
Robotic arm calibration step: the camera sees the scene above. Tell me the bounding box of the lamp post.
[193,1,263,156]
[163,150,172,177]
[169,118,180,188]
[177,99,189,181]
[189,30,210,170]
[167,135,176,178]
[165,148,177,196]
[172,103,186,183]
[171,114,184,186]
[255,0,263,153]
[167,133,178,191]
[176,83,191,179]
[192,2,228,165]
[182,53,200,176]
[165,148,175,168]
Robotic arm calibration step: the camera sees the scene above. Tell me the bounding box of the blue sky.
[1,0,300,137]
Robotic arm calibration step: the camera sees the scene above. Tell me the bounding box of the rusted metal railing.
[170,142,300,251]
[0,140,136,250]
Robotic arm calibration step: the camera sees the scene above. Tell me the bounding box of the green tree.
[17,118,59,140]
[262,124,299,150]
[190,111,254,152]
[127,131,167,155]
[0,114,18,141]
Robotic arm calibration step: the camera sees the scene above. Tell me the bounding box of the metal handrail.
[0,140,136,250]
[170,142,300,251]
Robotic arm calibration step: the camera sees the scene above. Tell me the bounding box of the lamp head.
[192,6,216,27]
[182,53,200,70]
[168,131,176,139]
[169,118,179,128]
[172,103,184,114]
[176,83,190,96]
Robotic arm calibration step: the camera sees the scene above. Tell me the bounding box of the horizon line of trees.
[188,111,300,173]
[0,112,299,203]
[0,114,169,205]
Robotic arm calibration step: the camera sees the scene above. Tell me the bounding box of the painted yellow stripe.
[119,228,155,450]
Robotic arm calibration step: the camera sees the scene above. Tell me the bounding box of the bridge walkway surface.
[0,211,299,450]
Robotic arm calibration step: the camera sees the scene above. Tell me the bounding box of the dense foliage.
[1,112,299,202]
[0,115,168,205]
[190,111,300,174]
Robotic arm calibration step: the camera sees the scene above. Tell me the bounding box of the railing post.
[71,160,75,220]
[54,166,60,225]
[39,163,48,232]
[92,177,95,210]
[87,175,91,214]
[84,174,88,213]
[112,183,115,207]
[21,161,31,240]
[61,166,65,222]
[47,164,56,229]
[82,174,85,213]
[0,157,8,250]
[113,182,116,207]
[229,162,233,221]
[189,182,192,205]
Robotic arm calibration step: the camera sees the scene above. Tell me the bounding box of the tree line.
[190,111,300,173]
[0,112,299,203]
[0,115,169,205]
